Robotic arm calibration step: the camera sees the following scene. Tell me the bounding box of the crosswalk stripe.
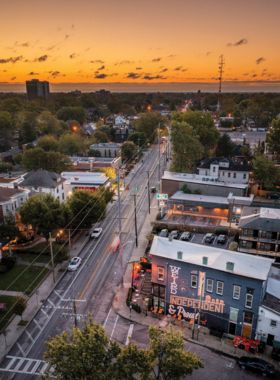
[14,359,24,372]
[6,358,17,371]
[16,342,25,356]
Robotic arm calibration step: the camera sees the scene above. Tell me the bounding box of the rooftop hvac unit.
[202,178,206,181]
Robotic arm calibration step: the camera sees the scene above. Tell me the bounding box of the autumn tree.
[127,132,146,147]
[171,121,203,173]
[38,111,62,136]
[21,148,74,172]
[58,133,87,156]
[94,130,109,144]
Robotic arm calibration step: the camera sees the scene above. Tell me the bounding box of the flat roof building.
[26,79,49,101]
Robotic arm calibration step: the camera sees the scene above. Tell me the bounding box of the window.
[216,281,224,295]
[62,184,64,190]
[245,294,253,308]
[241,241,247,247]
[206,279,213,292]
[261,231,267,237]
[226,262,234,271]
[57,187,59,193]
[191,275,197,288]
[243,174,247,179]
[158,267,164,281]
[244,311,253,324]
[213,166,216,172]
[233,285,241,300]
[228,172,231,178]
[270,320,277,327]
[62,193,65,200]
[20,197,24,204]
[11,203,14,211]
[5,205,9,212]
[260,243,265,250]
[243,229,248,236]
[205,171,208,176]
[202,257,208,265]
[177,251,183,260]
[223,172,225,176]
[233,173,236,178]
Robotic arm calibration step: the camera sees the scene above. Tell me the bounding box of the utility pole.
[130,194,138,247]
[217,55,225,112]
[137,138,140,160]
[49,232,56,284]
[61,298,87,326]
[158,122,161,192]
[73,299,77,327]
[192,308,197,339]
[117,169,124,286]
[229,197,235,229]
[196,279,204,340]
[147,170,150,214]
[68,229,71,260]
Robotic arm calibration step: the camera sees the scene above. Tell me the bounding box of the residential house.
[238,207,280,259]
[0,187,30,224]
[19,170,66,203]
[197,157,252,184]
[150,236,274,339]
[82,123,96,137]
[114,115,125,127]
[1,148,22,164]
[89,143,121,158]
[114,128,135,143]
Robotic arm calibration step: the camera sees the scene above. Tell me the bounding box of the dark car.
[238,357,275,377]
[267,193,280,200]
[217,235,226,244]
[170,230,179,239]
[205,233,214,243]
[159,229,168,238]
[181,232,191,241]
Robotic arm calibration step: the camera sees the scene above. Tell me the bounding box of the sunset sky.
[1,0,280,92]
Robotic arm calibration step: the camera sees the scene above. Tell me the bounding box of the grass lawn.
[0,265,49,293]
[16,253,51,264]
[0,295,17,332]
[15,243,67,264]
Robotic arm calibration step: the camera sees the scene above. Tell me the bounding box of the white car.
[91,228,102,238]
[68,257,82,271]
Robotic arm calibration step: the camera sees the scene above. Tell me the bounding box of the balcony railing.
[239,248,280,257]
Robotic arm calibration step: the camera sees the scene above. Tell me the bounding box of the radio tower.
[217,55,225,112]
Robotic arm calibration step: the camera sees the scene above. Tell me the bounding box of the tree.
[121,141,137,161]
[232,107,243,128]
[229,242,238,251]
[88,149,101,157]
[37,135,59,152]
[127,132,146,147]
[94,130,109,143]
[21,148,74,172]
[67,190,107,229]
[266,119,280,158]
[170,121,203,173]
[215,133,236,157]
[0,111,15,151]
[0,211,22,240]
[241,145,253,161]
[100,167,116,180]
[58,133,87,156]
[43,315,203,380]
[134,112,167,141]
[20,193,67,243]
[0,97,24,118]
[14,153,22,165]
[13,297,27,320]
[38,111,62,136]
[57,107,87,125]
[96,126,112,140]
[252,155,280,190]
[0,160,14,173]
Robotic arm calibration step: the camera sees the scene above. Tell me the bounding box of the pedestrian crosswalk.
[0,356,55,376]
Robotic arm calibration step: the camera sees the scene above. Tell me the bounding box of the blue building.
[150,237,274,339]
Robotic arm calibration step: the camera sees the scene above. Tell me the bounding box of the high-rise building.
[26,79,50,101]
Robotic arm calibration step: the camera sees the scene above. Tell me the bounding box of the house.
[114,115,125,127]
[150,236,274,338]
[114,128,135,143]
[256,265,280,347]
[82,123,96,137]
[70,156,121,170]
[19,170,66,203]
[161,171,249,198]
[238,207,280,259]
[197,157,252,184]
[105,115,115,127]
[0,187,30,224]
[89,143,121,158]
[1,148,22,164]
[61,172,110,198]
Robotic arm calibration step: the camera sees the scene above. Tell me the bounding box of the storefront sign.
[170,266,181,295]
[169,295,225,314]
[198,272,205,297]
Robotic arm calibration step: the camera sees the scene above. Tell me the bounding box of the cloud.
[65,35,69,40]
[90,59,105,64]
[11,77,16,80]
[0,55,23,64]
[95,73,107,79]
[160,68,168,73]
[28,72,39,75]
[152,58,161,62]
[143,75,166,80]
[243,73,249,76]
[46,44,60,51]
[256,57,265,65]
[167,55,177,58]
[206,51,212,56]
[252,74,257,77]
[98,65,105,70]
[227,38,248,47]
[85,47,90,52]
[70,53,77,59]
[115,60,134,65]
[182,69,188,72]
[136,67,142,70]
[71,24,75,30]
[263,68,267,72]
[33,54,48,62]
[126,72,141,79]
[174,66,182,71]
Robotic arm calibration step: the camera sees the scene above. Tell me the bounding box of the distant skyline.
[1,0,280,92]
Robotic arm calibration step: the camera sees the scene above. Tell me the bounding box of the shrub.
[1,256,17,271]
[181,184,192,194]
[13,297,27,320]
[214,228,227,235]
[132,303,141,313]
[156,212,163,220]
[146,234,155,243]
[0,265,8,274]
[233,231,240,242]
[25,288,32,295]
[126,287,132,307]
[229,242,239,251]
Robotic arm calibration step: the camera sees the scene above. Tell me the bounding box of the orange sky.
[1,0,280,92]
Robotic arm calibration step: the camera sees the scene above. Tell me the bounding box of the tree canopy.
[252,154,280,190]
[266,119,280,158]
[57,106,87,125]
[127,132,146,147]
[0,211,22,240]
[134,112,167,141]
[58,133,87,156]
[37,135,59,152]
[215,133,236,157]
[121,141,137,161]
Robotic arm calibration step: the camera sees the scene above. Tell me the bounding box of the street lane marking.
[26,330,34,343]
[54,290,62,299]
[190,234,195,242]
[16,342,25,356]
[47,299,55,307]
[110,315,119,341]
[103,307,111,328]
[125,324,134,346]
[33,318,42,331]
[41,307,49,318]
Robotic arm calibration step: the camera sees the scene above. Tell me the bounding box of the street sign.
[159,201,165,207]
[135,187,138,191]
[157,194,168,200]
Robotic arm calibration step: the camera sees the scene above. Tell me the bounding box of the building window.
[241,241,247,247]
[202,257,208,265]
[205,171,208,176]
[20,197,24,204]
[5,205,9,212]
[226,262,235,271]
[228,172,231,178]
[213,166,216,173]
[177,251,183,260]
[233,285,241,300]
[261,231,267,237]
[62,193,65,200]
[260,243,265,250]
[206,279,213,292]
[62,184,64,190]
[158,267,164,281]
[191,275,197,288]
[11,204,14,211]
[216,281,224,295]
[270,320,277,327]
[57,187,59,193]
[243,174,247,179]
[243,229,248,236]
[245,294,253,308]
[223,172,225,176]
[233,173,236,178]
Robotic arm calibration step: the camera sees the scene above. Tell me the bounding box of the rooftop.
[90,143,120,148]
[20,170,65,188]
[239,207,280,232]
[198,157,252,172]
[150,236,274,281]
[0,187,26,203]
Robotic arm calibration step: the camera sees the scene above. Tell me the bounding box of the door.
[242,324,252,339]
[267,334,274,346]
[229,322,236,335]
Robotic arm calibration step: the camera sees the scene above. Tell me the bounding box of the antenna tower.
[217,55,225,111]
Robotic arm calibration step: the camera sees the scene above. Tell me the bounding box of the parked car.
[217,235,226,244]
[91,228,102,238]
[68,257,82,271]
[159,229,168,238]
[205,233,215,243]
[170,230,179,239]
[180,232,191,241]
[267,193,280,199]
[238,357,275,377]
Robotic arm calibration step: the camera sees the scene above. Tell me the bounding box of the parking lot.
[162,213,224,227]
[159,230,234,250]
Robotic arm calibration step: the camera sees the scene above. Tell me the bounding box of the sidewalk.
[112,191,280,371]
